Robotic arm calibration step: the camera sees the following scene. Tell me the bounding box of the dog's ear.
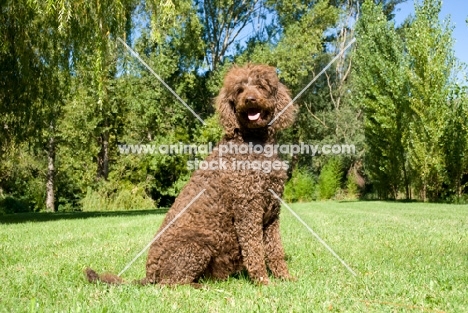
[215,88,240,138]
[270,82,296,131]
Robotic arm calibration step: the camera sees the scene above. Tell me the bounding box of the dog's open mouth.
[238,106,272,127]
[247,108,261,121]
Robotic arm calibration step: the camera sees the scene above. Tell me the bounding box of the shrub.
[80,182,156,212]
[318,158,342,200]
[193,114,223,145]
[0,196,31,214]
[284,168,316,202]
[346,172,360,200]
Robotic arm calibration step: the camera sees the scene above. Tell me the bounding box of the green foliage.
[284,168,317,202]
[404,0,459,201]
[268,0,339,87]
[345,169,362,200]
[193,114,223,145]
[0,0,466,211]
[441,86,468,199]
[239,0,339,89]
[107,139,192,207]
[0,145,48,212]
[238,0,363,181]
[353,0,465,201]
[0,196,30,214]
[354,0,410,199]
[80,182,156,212]
[318,158,342,200]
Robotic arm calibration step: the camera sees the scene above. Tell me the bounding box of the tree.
[196,0,267,71]
[441,86,468,200]
[0,1,43,155]
[329,0,408,20]
[405,0,458,201]
[0,0,76,211]
[353,0,410,199]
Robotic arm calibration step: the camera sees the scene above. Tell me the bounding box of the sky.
[129,1,467,76]
[394,0,468,67]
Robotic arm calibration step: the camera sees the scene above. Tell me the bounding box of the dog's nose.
[246,95,256,103]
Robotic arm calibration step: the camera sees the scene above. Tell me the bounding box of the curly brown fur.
[87,64,296,286]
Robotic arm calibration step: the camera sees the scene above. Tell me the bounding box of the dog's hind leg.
[203,234,242,281]
[154,243,213,285]
[203,250,242,280]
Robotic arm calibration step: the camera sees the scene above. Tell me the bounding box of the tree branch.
[305,102,329,129]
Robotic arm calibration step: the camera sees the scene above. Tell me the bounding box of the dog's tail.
[85,268,124,285]
[85,268,149,285]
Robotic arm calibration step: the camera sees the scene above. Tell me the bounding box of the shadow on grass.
[337,198,422,204]
[0,208,169,225]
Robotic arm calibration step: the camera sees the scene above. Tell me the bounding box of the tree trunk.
[46,135,56,212]
[97,128,109,180]
[402,163,410,200]
[422,183,427,202]
[102,130,109,179]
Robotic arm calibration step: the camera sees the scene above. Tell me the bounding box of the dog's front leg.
[263,218,291,280]
[233,211,269,285]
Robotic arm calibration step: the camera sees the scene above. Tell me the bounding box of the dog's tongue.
[248,109,261,121]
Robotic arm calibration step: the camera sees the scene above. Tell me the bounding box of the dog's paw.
[189,283,204,289]
[281,274,297,282]
[255,276,270,286]
[270,271,296,282]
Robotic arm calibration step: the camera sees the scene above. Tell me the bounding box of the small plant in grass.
[318,158,342,200]
[284,168,316,202]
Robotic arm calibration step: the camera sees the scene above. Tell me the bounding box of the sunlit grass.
[1,201,467,312]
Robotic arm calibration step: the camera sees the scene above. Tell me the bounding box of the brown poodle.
[86,64,296,286]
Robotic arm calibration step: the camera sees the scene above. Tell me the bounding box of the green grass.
[1,201,467,312]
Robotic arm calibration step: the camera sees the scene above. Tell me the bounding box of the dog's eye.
[229,100,236,112]
[237,87,244,95]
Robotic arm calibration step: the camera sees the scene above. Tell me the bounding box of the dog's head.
[216,64,295,138]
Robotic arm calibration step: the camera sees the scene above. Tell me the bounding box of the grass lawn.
[1,201,467,312]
